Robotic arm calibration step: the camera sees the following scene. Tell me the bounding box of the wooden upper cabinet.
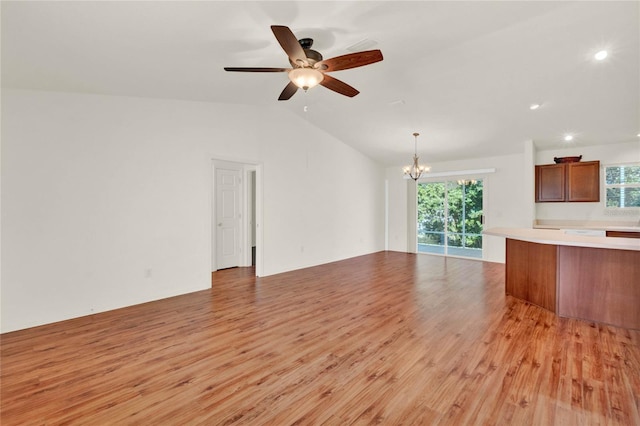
[535,161,600,203]
[567,161,600,201]
[535,163,565,202]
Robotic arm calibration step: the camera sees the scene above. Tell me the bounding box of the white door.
[216,167,242,269]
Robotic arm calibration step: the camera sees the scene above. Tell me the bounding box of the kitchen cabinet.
[535,163,565,202]
[486,227,640,330]
[535,160,599,202]
[506,238,557,312]
[606,230,640,239]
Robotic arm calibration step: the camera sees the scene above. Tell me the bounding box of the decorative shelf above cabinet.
[535,160,600,203]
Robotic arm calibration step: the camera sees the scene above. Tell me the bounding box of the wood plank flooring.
[2,251,639,425]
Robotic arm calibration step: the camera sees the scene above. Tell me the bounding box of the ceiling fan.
[224,25,383,101]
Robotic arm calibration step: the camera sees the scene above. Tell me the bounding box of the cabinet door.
[506,238,557,312]
[535,164,565,202]
[567,161,600,202]
[505,239,530,300]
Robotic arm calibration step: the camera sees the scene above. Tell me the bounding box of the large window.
[417,179,483,259]
[605,164,640,208]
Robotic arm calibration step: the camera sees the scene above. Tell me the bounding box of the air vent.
[346,38,378,52]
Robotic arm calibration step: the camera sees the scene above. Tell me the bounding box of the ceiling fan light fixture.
[288,68,324,90]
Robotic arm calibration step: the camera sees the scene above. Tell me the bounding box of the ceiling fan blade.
[224,67,290,72]
[320,74,359,97]
[271,25,307,66]
[278,81,298,101]
[316,50,383,72]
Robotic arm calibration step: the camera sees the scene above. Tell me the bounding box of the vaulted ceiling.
[2,1,638,166]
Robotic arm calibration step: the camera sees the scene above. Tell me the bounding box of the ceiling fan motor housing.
[289,38,323,67]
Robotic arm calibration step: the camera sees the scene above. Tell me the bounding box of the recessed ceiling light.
[594,50,608,61]
[564,135,574,142]
[529,103,541,110]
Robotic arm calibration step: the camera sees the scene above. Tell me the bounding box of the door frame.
[211,159,263,277]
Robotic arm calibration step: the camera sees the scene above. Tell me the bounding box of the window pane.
[417,182,446,255]
[606,187,640,208]
[463,181,483,236]
[606,167,619,184]
[417,182,444,233]
[418,231,444,245]
[447,233,463,248]
[606,165,640,185]
[465,234,483,249]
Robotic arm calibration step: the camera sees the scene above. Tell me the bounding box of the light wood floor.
[2,252,639,425]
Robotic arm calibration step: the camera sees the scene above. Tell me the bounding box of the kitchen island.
[484,227,640,330]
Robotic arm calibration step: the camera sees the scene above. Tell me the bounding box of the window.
[605,164,640,208]
[417,179,483,259]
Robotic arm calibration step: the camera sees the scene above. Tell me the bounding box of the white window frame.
[604,162,640,209]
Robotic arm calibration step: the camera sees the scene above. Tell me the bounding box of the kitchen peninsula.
[484,227,640,330]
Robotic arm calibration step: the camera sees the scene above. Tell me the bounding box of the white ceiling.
[2,1,639,166]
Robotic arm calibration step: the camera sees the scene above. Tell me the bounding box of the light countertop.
[483,227,640,251]
[533,219,640,232]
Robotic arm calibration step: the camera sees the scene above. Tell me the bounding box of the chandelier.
[403,132,430,180]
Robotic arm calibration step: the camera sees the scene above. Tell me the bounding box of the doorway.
[212,160,262,275]
[417,179,484,259]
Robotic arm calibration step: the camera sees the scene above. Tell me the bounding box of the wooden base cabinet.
[606,230,640,238]
[505,239,557,312]
[557,246,640,330]
[505,238,640,330]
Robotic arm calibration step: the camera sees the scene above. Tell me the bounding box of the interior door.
[216,166,242,269]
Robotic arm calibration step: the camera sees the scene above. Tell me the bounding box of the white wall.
[387,151,530,263]
[1,89,385,332]
[535,141,640,223]
[385,170,409,253]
